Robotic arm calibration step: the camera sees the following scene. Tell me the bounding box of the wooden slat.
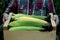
[4,31,56,40]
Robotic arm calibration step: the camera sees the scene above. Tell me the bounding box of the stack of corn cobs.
[9,14,52,31]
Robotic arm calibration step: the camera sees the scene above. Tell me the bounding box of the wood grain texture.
[4,31,56,40]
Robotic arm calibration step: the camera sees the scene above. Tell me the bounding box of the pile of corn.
[9,14,50,31]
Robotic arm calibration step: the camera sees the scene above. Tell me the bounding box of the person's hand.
[3,13,8,22]
[49,13,59,26]
[53,15,59,25]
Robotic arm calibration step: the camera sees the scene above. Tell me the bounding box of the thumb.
[54,15,59,25]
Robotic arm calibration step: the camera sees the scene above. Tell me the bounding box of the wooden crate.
[3,13,56,40]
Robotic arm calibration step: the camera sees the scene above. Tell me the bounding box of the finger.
[3,16,8,23]
[54,15,59,25]
[3,17,5,23]
[3,15,8,20]
[5,15,8,20]
[55,16,59,25]
[10,12,14,16]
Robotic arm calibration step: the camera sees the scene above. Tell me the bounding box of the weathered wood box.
[3,13,56,40]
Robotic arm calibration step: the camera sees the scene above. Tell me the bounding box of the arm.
[45,0,59,26]
[48,0,59,26]
[4,0,14,13]
[3,0,14,22]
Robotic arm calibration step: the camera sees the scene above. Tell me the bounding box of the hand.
[49,13,59,26]
[3,13,8,22]
[53,15,59,25]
